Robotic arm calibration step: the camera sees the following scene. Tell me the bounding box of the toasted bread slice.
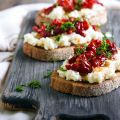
[51,71,120,96]
[23,43,74,61]
[35,9,107,27]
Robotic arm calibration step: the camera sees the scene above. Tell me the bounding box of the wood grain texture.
[2,10,120,120]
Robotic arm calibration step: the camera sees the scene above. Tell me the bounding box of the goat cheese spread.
[24,27,103,50]
[46,4,106,25]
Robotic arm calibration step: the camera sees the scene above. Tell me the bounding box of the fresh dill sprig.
[96,39,112,58]
[75,44,87,55]
[15,85,25,92]
[43,71,52,78]
[55,35,62,42]
[59,67,67,72]
[78,0,82,3]
[46,24,55,31]
[27,80,41,89]
[61,22,75,31]
[15,80,41,92]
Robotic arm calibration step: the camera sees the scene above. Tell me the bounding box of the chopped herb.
[75,0,82,10]
[75,48,84,55]
[75,44,87,55]
[106,52,112,58]
[101,39,109,51]
[55,35,61,42]
[59,67,67,72]
[15,85,25,92]
[96,49,102,55]
[46,24,55,31]
[41,21,49,25]
[96,39,112,58]
[27,80,41,89]
[15,80,41,92]
[61,22,75,31]
[74,17,81,24]
[75,4,80,10]
[78,0,82,3]
[43,71,52,78]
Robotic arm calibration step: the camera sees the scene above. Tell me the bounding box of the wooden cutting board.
[2,10,120,120]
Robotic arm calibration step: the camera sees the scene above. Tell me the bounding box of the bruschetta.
[35,0,107,27]
[51,37,120,96]
[23,18,103,61]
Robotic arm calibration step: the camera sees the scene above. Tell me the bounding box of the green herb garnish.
[75,48,84,55]
[46,24,55,31]
[27,80,41,89]
[106,52,112,58]
[75,44,87,55]
[15,85,25,92]
[43,71,52,78]
[78,0,82,3]
[61,22,75,31]
[15,80,41,92]
[75,0,82,10]
[75,4,80,10]
[55,35,62,42]
[59,67,67,72]
[96,39,112,58]
[74,17,81,24]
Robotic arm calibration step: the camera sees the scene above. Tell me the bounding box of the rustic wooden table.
[0,0,53,10]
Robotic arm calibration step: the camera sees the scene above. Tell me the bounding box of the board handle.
[51,114,110,120]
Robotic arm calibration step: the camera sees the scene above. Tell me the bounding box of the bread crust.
[51,71,120,96]
[23,43,74,61]
[35,9,107,27]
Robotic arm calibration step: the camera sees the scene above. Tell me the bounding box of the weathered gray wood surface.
[2,10,120,120]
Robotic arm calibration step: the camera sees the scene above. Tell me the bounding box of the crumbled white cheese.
[57,70,66,78]
[92,31,104,40]
[84,27,103,41]
[70,32,86,44]
[58,35,71,47]
[80,4,105,19]
[87,71,105,83]
[68,10,80,18]
[47,6,66,20]
[40,37,58,50]
[92,4,105,14]
[116,60,120,71]
[61,59,69,69]
[24,33,39,46]
[58,56,120,83]
[105,67,116,79]
[80,9,96,19]
[105,32,112,39]
[24,27,103,50]
[65,70,82,81]
[24,33,58,50]
[46,4,106,25]
[104,60,116,79]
